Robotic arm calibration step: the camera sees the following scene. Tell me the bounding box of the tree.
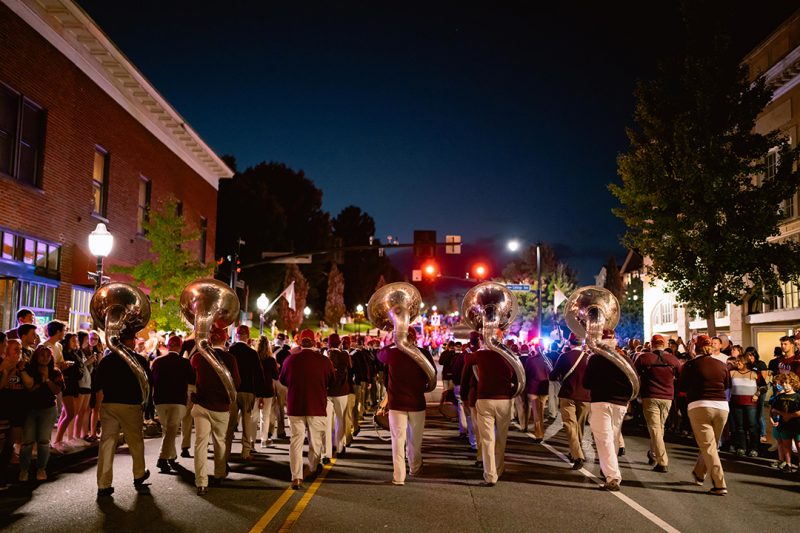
[324,263,346,331]
[113,196,211,330]
[610,0,800,336]
[278,264,309,332]
[216,161,332,315]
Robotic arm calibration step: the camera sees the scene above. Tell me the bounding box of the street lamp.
[256,293,269,335]
[356,304,364,334]
[507,238,543,340]
[88,223,114,291]
[303,306,311,320]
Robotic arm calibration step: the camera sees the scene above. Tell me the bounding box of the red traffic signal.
[471,262,489,280]
[421,260,439,279]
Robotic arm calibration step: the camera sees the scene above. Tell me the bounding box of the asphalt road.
[1,396,798,532]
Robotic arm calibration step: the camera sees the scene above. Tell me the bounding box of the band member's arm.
[460,355,474,402]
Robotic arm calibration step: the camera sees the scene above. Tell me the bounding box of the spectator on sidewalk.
[730,355,766,457]
[769,372,800,471]
[19,345,64,482]
[0,335,22,487]
[151,335,195,473]
[4,309,35,341]
[53,333,84,451]
[74,331,96,444]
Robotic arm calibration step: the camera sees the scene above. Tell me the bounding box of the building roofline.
[743,8,800,64]
[3,0,234,189]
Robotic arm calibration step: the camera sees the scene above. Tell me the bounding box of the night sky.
[76,1,798,283]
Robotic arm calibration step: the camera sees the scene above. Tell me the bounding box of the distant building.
[636,9,800,355]
[0,0,233,332]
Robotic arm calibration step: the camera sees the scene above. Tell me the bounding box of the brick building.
[0,0,233,332]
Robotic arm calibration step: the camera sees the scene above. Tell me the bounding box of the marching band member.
[460,331,515,486]
[378,327,433,485]
[325,334,352,459]
[549,333,590,469]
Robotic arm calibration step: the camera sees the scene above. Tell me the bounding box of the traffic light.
[421,260,439,280]
[414,230,437,259]
[471,262,489,280]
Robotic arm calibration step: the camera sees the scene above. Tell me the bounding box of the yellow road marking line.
[277,458,336,532]
[248,487,296,533]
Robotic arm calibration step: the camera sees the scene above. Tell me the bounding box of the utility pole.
[536,241,543,340]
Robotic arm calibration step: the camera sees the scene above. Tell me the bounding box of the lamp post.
[303,306,311,321]
[256,293,269,336]
[88,223,114,291]
[356,304,364,334]
[507,238,543,340]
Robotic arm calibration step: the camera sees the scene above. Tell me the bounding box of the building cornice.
[3,0,233,189]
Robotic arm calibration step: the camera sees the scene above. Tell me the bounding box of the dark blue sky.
[77,1,797,283]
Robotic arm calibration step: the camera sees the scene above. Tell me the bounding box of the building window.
[69,287,92,332]
[92,148,109,217]
[199,216,207,264]
[18,280,57,325]
[137,177,151,235]
[0,82,45,187]
[0,228,60,278]
[651,298,675,327]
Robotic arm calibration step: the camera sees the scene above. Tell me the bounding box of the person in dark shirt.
[325,333,352,459]
[584,330,633,492]
[253,335,277,451]
[179,335,198,458]
[768,336,800,378]
[191,327,240,496]
[769,372,800,471]
[634,335,682,473]
[678,334,732,496]
[378,327,434,486]
[94,329,151,497]
[4,308,35,341]
[439,341,456,391]
[524,345,552,441]
[460,332,516,486]
[272,334,291,440]
[279,329,334,490]
[152,335,195,473]
[350,336,372,436]
[226,325,265,462]
[453,338,478,449]
[549,333,590,469]
[18,344,64,482]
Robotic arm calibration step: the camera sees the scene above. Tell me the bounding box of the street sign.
[445,235,461,254]
[505,283,531,292]
[236,279,246,289]
[261,252,313,264]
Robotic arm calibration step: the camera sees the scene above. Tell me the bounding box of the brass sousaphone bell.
[180,278,240,404]
[563,285,639,400]
[90,282,151,407]
[461,282,526,397]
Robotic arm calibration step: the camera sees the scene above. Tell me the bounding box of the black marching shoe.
[97,487,114,498]
[617,447,625,457]
[572,458,585,470]
[653,465,668,473]
[133,469,150,488]
[647,450,656,466]
[180,448,191,458]
[157,458,171,473]
[168,459,180,470]
[197,486,208,496]
[322,457,331,465]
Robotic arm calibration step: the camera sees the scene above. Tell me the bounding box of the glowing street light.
[355,304,365,334]
[303,306,311,319]
[431,305,438,312]
[88,223,114,292]
[256,293,269,335]
[507,239,521,252]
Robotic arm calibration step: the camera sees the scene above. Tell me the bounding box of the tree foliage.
[332,205,400,309]
[278,264,309,332]
[324,263,346,330]
[610,0,800,335]
[113,196,212,331]
[603,256,624,302]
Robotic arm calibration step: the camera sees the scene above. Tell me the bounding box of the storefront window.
[69,287,93,332]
